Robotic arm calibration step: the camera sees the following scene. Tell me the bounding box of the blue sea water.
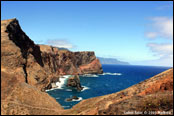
[47,65,171,109]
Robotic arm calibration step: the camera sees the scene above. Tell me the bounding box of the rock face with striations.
[1,18,103,91]
[1,18,102,115]
[2,18,172,115]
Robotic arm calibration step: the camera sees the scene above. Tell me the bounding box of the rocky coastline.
[1,19,173,115]
[1,18,103,92]
[1,18,103,114]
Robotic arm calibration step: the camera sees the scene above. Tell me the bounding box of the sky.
[1,1,173,67]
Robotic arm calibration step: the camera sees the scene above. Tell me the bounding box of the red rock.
[1,18,173,115]
[1,18,103,115]
[1,18,103,91]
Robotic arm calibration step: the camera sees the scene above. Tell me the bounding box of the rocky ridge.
[1,19,173,115]
[1,18,103,91]
[1,18,102,115]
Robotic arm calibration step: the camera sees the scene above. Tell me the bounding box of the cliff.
[1,18,102,115]
[1,18,103,91]
[62,68,173,115]
[1,19,173,115]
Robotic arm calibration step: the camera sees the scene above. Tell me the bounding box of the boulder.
[65,96,79,102]
[67,75,83,91]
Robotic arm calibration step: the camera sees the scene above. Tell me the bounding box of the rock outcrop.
[2,18,173,115]
[1,18,103,91]
[1,18,102,115]
[62,68,173,115]
[67,75,83,91]
[65,96,79,102]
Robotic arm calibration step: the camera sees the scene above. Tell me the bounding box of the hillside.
[1,18,173,115]
[1,18,102,115]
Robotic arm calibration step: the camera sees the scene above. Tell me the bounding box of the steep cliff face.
[2,18,172,115]
[1,18,103,91]
[1,19,63,115]
[1,18,102,115]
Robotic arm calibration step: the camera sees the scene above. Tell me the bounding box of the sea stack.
[66,75,84,91]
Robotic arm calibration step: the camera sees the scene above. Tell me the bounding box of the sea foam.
[55,75,72,89]
[99,72,122,76]
[81,86,90,92]
[46,75,72,91]
[80,74,99,77]
[72,97,83,101]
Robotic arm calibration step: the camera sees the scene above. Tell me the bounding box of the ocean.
[46,64,171,109]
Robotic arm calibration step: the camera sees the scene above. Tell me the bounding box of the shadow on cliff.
[6,19,44,67]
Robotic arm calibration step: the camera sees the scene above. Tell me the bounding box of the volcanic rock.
[1,18,103,115]
[65,96,79,102]
[1,71,63,115]
[67,75,83,91]
[1,18,103,92]
[2,18,172,115]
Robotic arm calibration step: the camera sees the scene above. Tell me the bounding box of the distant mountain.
[97,57,130,65]
[56,47,69,51]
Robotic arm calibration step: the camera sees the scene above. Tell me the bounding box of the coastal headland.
[1,19,173,115]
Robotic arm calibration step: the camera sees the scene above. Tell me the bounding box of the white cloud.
[146,43,173,66]
[146,17,173,39]
[147,43,173,56]
[144,16,173,66]
[46,39,75,49]
[132,55,173,67]
[145,32,157,39]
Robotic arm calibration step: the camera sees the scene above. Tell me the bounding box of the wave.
[55,75,72,89]
[81,86,90,92]
[80,72,122,78]
[65,89,72,91]
[72,97,83,101]
[46,75,72,92]
[62,106,70,108]
[56,97,60,99]
[99,72,122,76]
[80,74,99,77]
[45,87,62,92]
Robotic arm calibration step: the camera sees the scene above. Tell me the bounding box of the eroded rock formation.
[67,75,83,91]
[1,18,102,115]
[1,18,103,92]
[1,18,173,115]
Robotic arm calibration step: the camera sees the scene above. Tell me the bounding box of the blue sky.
[1,1,173,66]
